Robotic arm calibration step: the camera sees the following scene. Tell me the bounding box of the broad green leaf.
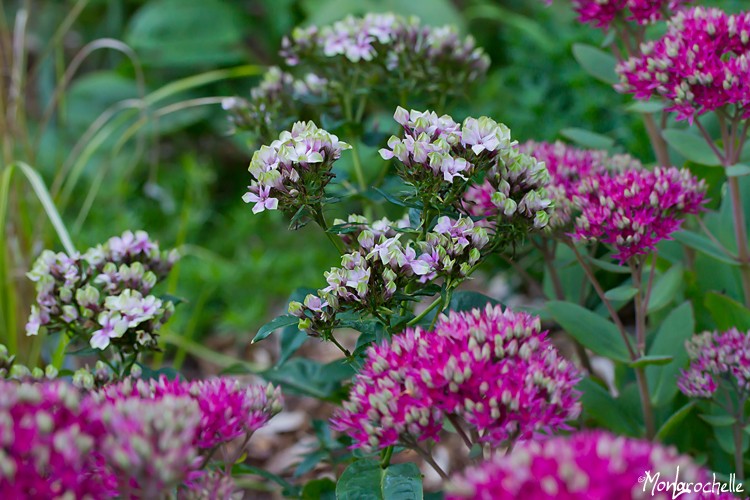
[560,127,614,150]
[704,292,750,331]
[727,164,750,177]
[700,414,736,427]
[127,0,245,68]
[655,401,696,440]
[262,359,354,400]
[578,378,640,436]
[628,355,673,368]
[586,256,631,274]
[625,100,666,113]
[662,129,721,166]
[647,263,684,314]
[303,478,337,500]
[447,291,501,312]
[572,43,619,85]
[546,301,631,363]
[335,460,423,500]
[253,315,299,343]
[605,285,638,302]
[673,230,739,266]
[646,302,694,407]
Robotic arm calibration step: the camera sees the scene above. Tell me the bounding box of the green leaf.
[586,256,631,274]
[578,378,640,436]
[662,129,721,166]
[278,288,317,365]
[253,315,299,343]
[303,478,337,500]
[655,401,696,440]
[262,359,354,400]
[372,187,421,209]
[673,230,739,266]
[604,285,638,302]
[233,464,300,497]
[572,43,619,85]
[126,0,245,68]
[646,302,694,407]
[700,414,737,427]
[447,291,501,312]
[727,164,750,177]
[560,127,614,150]
[625,100,666,113]
[546,301,631,363]
[629,355,673,368]
[335,460,423,500]
[647,263,684,314]
[704,292,750,331]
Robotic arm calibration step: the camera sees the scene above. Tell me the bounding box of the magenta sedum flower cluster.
[546,0,689,29]
[618,7,750,122]
[572,167,705,262]
[0,376,281,498]
[26,230,178,351]
[678,328,750,399]
[331,305,581,452]
[465,140,643,229]
[447,430,731,499]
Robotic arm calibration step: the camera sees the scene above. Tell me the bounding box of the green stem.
[631,258,656,440]
[380,445,394,468]
[734,419,745,480]
[447,414,473,451]
[329,334,351,358]
[406,296,443,327]
[728,176,750,308]
[312,205,345,254]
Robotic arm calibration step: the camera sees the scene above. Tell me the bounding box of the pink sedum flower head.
[98,376,283,450]
[572,167,705,262]
[618,7,750,122]
[492,141,643,229]
[679,328,750,399]
[331,305,581,452]
[243,121,350,218]
[545,0,689,29]
[97,394,201,496]
[0,380,115,499]
[447,430,730,499]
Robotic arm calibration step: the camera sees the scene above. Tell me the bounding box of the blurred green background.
[2,0,743,361]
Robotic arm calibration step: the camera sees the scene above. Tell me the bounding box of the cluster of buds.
[280,13,489,102]
[678,328,750,400]
[97,395,201,496]
[382,107,554,237]
[545,0,689,30]
[0,380,115,498]
[617,7,750,122]
[242,121,350,219]
[0,376,282,498]
[289,215,489,337]
[25,230,178,351]
[95,376,283,451]
[223,67,328,142]
[331,305,581,452]
[572,167,705,263]
[0,344,58,380]
[447,430,730,499]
